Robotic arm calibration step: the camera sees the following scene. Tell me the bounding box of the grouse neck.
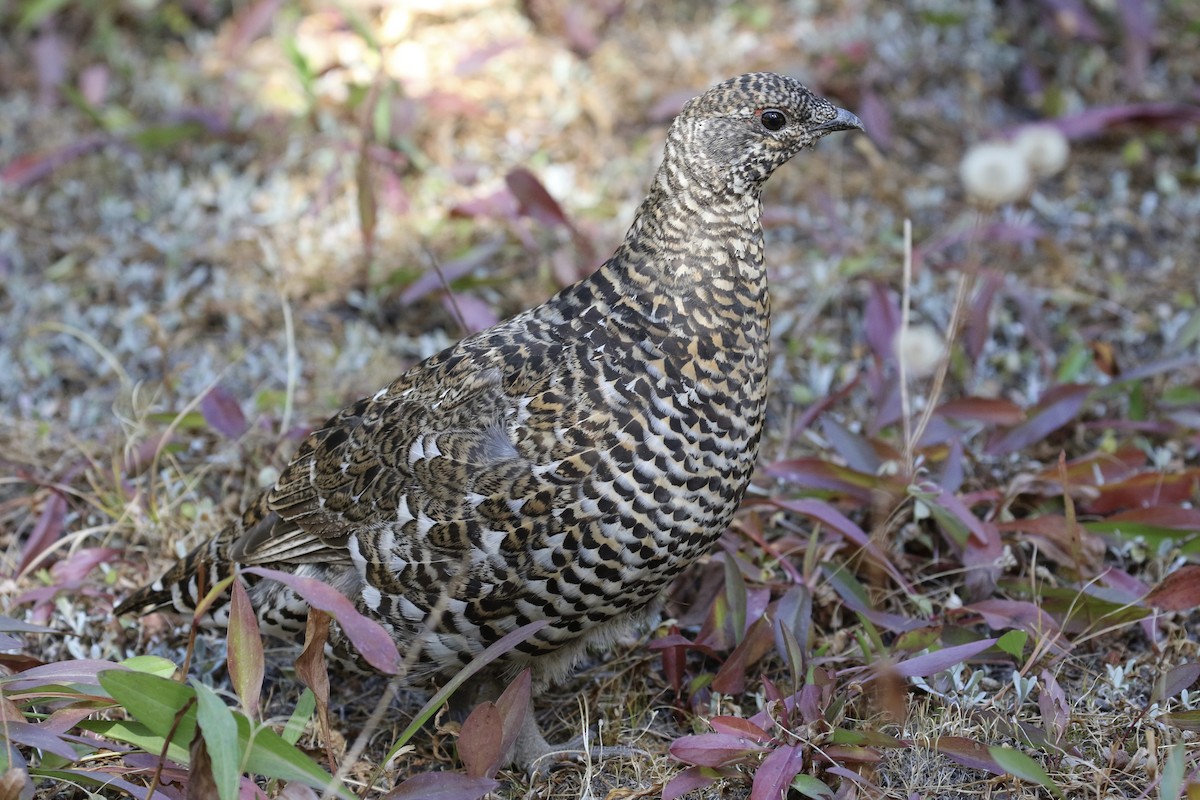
[607,169,767,298]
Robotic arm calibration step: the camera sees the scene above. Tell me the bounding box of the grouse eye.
[760,109,787,132]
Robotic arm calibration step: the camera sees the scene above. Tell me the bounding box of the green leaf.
[988,746,1063,798]
[193,681,242,800]
[997,630,1028,659]
[17,0,71,31]
[82,720,191,764]
[99,670,196,742]
[1161,741,1186,800]
[121,655,178,678]
[227,579,264,718]
[791,773,835,798]
[283,689,317,746]
[723,556,748,645]
[238,716,353,799]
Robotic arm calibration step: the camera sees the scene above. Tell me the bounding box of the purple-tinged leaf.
[932,737,1006,775]
[1,134,111,188]
[51,547,120,584]
[1159,664,1200,703]
[399,242,502,306]
[277,785,320,800]
[775,499,913,592]
[985,384,1091,456]
[820,417,881,474]
[864,281,900,366]
[454,40,520,76]
[963,600,1066,653]
[57,768,176,800]
[761,458,884,504]
[708,716,770,743]
[505,168,596,263]
[243,568,399,675]
[1049,102,1200,141]
[892,638,998,679]
[227,579,264,717]
[1038,669,1069,748]
[383,772,499,800]
[857,90,892,151]
[822,563,926,633]
[935,397,1025,427]
[940,437,965,495]
[201,386,248,439]
[0,617,56,634]
[2,720,80,760]
[442,293,498,335]
[1,659,125,691]
[750,744,805,800]
[17,491,67,576]
[669,733,769,768]
[662,766,719,800]
[449,186,520,221]
[965,270,1002,362]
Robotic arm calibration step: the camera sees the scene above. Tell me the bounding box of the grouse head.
[668,72,862,196]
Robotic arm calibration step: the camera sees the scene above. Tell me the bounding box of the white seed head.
[959,141,1031,205]
[895,324,945,378]
[1013,124,1070,177]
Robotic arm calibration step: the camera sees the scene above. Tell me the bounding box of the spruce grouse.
[117,72,862,768]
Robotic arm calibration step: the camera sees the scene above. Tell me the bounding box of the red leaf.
[242,567,399,674]
[1082,469,1200,515]
[669,733,769,768]
[985,384,1091,456]
[936,397,1025,426]
[505,168,570,229]
[458,702,503,779]
[749,744,805,800]
[662,766,719,800]
[933,736,1006,775]
[708,716,770,743]
[1,134,110,188]
[18,491,67,576]
[492,669,531,776]
[201,385,248,439]
[891,638,998,679]
[1144,565,1200,612]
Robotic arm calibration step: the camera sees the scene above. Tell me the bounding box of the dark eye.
[760,109,787,131]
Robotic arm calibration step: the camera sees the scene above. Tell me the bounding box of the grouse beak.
[814,107,864,135]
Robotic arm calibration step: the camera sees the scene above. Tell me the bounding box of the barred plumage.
[117,72,861,766]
